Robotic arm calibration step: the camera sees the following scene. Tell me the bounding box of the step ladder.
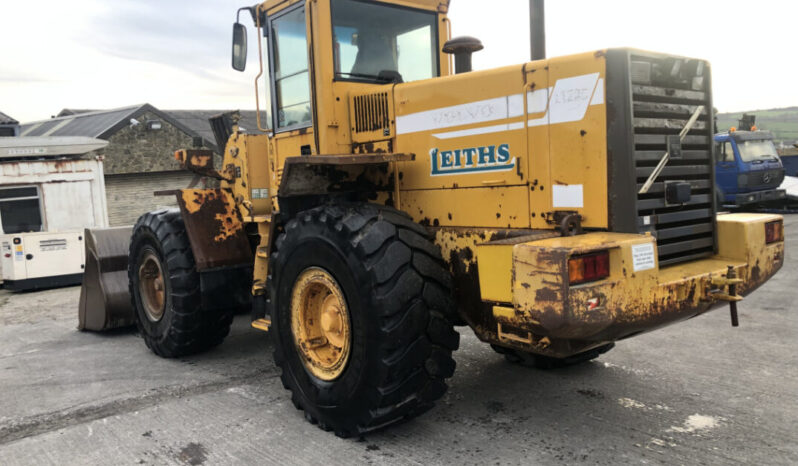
[244,214,272,333]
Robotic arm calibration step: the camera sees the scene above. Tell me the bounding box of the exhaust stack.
[530,0,546,60]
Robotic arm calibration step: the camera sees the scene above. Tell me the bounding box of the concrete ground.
[0,217,796,465]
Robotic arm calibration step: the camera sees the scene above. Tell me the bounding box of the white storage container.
[0,137,109,290]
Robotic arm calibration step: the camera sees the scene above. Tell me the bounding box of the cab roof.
[715,130,774,142]
[260,0,449,14]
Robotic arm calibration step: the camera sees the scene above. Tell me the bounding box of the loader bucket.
[78,226,136,331]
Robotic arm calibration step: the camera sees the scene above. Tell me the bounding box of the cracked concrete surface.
[0,216,796,464]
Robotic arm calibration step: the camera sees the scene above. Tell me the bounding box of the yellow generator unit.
[112,0,783,437]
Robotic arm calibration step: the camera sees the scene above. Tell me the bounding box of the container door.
[41,181,96,231]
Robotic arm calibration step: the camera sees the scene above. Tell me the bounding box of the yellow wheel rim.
[138,251,166,322]
[290,267,352,381]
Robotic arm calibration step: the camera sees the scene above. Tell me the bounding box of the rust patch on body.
[181,189,214,214]
[176,149,225,180]
[189,154,212,168]
[535,288,559,302]
[176,188,253,270]
[180,189,244,241]
[212,198,244,242]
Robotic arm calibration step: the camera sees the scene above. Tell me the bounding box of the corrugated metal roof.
[20,105,145,138]
[163,110,219,146]
[56,109,97,118]
[165,110,269,145]
[20,105,269,154]
[0,111,18,125]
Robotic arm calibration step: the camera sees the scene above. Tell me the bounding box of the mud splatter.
[178,442,207,465]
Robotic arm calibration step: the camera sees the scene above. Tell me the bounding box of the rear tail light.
[765,220,784,244]
[568,251,610,285]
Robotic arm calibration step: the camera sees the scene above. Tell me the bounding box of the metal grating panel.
[630,54,716,267]
[352,92,390,134]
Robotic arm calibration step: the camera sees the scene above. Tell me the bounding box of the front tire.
[268,203,459,437]
[128,209,233,358]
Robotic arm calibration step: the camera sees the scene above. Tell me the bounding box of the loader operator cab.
[233,0,449,137]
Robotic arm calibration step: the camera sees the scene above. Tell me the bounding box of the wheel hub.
[138,251,166,322]
[290,268,351,381]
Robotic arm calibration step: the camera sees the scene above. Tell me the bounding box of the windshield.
[331,0,439,83]
[736,140,779,162]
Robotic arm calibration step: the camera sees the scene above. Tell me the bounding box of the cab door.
[715,139,738,200]
[268,2,317,172]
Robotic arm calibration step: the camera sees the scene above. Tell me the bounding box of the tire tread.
[128,209,234,358]
[268,202,459,437]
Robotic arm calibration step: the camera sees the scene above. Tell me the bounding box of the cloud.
[74,0,257,80]
[3,0,798,121]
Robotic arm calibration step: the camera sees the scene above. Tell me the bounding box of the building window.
[0,186,43,234]
[271,6,312,130]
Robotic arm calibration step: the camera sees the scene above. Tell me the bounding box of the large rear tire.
[268,203,459,437]
[128,209,234,358]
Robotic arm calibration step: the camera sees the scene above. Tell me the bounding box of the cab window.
[736,139,779,162]
[331,0,439,83]
[723,142,735,162]
[271,6,312,130]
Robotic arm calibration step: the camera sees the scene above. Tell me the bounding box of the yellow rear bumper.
[475,213,784,358]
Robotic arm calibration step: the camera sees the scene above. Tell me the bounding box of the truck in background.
[777,143,798,177]
[0,136,109,291]
[714,114,786,207]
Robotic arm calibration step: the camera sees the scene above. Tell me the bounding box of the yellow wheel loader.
[80,0,785,437]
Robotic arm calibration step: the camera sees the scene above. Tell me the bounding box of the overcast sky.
[2,0,795,123]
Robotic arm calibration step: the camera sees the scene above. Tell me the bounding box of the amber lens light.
[765,220,784,244]
[568,251,610,285]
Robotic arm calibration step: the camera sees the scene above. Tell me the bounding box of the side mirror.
[232,22,247,72]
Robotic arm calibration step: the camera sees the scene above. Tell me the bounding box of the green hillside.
[716,107,798,145]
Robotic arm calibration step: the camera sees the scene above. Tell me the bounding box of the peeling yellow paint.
[189,154,212,168]
[181,189,218,215]
[212,193,244,242]
[180,189,245,243]
[434,229,501,274]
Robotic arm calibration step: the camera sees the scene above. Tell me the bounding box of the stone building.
[20,105,265,226]
[0,111,19,137]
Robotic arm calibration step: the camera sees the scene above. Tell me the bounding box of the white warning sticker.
[631,243,656,272]
[552,184,584,208]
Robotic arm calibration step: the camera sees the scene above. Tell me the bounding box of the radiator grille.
[352,92,390,134]
[741,168,783,189]
[630,55,715,267]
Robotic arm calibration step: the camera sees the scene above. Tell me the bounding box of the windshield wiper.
[336,72,393,83]
[751,157,778,163]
